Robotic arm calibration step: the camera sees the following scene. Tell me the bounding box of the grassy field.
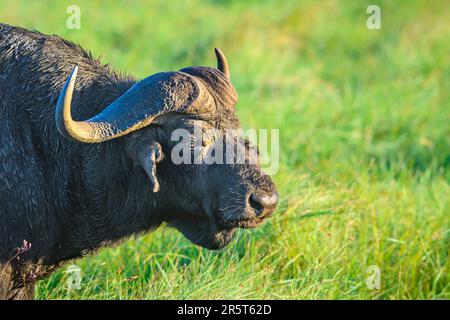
[0,0,449,299]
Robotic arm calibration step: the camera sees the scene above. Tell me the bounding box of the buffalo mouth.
[170,208,271,250]
[216,204,275,230]
[219,216,266,229]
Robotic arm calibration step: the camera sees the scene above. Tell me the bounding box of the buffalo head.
[55,49,278,249]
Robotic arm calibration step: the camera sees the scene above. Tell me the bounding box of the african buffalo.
[0,23,278,300]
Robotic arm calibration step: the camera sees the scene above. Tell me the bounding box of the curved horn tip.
[214,48,230,79]
[65,65,79,95]
[70,65,78,80]
[55,65,81,141]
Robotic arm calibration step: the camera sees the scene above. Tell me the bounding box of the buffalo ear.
[127,139,164,193]
[139,142,163,193]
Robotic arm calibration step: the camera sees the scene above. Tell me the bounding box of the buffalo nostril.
[249,191,279,216]
[249,193,265,216]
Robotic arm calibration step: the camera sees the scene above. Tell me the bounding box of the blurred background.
[0,0,448,299]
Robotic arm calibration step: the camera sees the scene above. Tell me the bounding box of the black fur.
[0,24,162,295]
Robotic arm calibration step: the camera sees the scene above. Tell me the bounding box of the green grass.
[1,0,449,299]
